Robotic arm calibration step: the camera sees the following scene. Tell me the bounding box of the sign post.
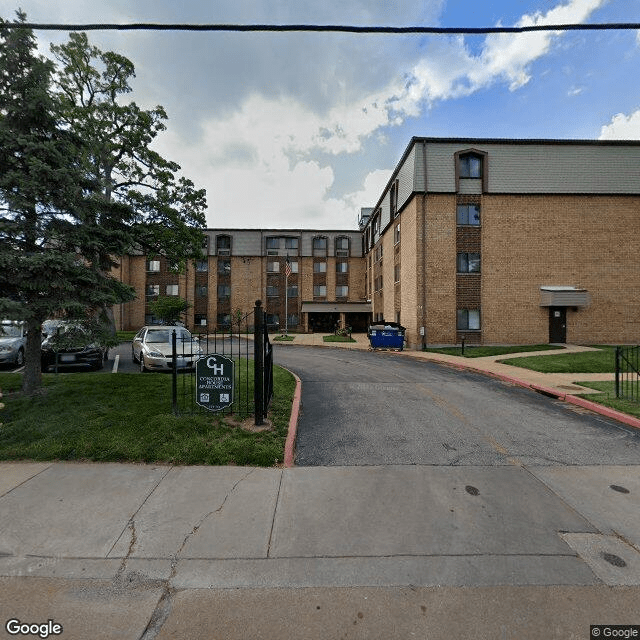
[195,354,234,412]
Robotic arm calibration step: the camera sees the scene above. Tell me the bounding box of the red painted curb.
[454,365,640,432]
[408,352,640,432]
[565,394,640,431]
[284,370,302,468]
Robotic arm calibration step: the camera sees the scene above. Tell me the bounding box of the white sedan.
[131,326,203,372]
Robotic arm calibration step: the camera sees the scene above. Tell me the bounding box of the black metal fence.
[615,345,640,403]
[171,300,273,424]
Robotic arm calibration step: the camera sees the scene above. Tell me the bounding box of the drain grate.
[602,552,627,568]
[465,485,479,496]
[610,484,630,494]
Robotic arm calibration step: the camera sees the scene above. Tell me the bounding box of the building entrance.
[549,307,567,343]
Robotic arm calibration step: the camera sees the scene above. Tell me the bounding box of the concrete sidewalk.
[1,462,640,638]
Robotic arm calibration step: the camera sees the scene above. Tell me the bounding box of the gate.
[615,345,640,403]
[171,300,273,424]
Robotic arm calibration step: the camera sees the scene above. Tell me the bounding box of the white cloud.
[599,110,640,139]
[26,0,610,229]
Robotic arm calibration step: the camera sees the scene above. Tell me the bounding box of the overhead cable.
[5,22,640,34]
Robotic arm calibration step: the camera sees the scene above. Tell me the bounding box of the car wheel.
[15,348,24,367]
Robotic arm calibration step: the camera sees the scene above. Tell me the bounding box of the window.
[459,154,483,178]
[313,261,327,273]
[266,285,279,297]
[287,313,299,326]
[201,235,209,249]
[313,236,327,256]
[194,314,207,327]
[394,223,401,245]
[457,204,481,226]
[313,285,327,297]
[336,262,348,273]
[390,179,399,218]
[373,213,381,237]
[166,284,179,296]
[147,260,160,272]
[457,309,481,330]
[216,235,231,255]
[287,285,298,298]
[217,284,230,299]
[267,261,280,273]
[218,259,231,275]
[196,285,208,297]
[285,237,299,252]
[336,285,349,298]
[217,313,231,327]
[266,314,280,326]
[146,284,159,297]
[266,237,279,255]
[335,236,349,257]
[457,252,481,273]
[394,264,400,283]
[195,260,208,272]
[289,260,299,274]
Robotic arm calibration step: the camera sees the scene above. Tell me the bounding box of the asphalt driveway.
[274,346,640,466]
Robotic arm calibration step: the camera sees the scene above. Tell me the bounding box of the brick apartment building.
[362,137,640,349]
[113,137,640,349]
[113,229,369,334]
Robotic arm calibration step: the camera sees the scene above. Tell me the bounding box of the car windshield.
[0,325,22,338]
[146,329,191,343]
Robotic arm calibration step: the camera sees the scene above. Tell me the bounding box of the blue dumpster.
[368,323,405,351]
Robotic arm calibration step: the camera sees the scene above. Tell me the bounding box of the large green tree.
[0,16,207,394]
[0,12,136,393]
[50,32,207,274]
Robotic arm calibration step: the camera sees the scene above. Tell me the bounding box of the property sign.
[195,355,234,412]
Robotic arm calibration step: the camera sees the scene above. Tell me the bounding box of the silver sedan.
[131,326,203,372]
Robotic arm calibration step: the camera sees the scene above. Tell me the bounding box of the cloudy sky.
[2,0,640,230]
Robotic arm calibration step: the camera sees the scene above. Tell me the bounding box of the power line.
[4,22,640,34]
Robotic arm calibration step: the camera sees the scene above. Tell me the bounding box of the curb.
[421,358,640,433]
[283,370,302,468]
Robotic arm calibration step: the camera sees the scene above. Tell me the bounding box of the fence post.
[172,329,178,414]
[615,345,621,399]
[254,300,264,426]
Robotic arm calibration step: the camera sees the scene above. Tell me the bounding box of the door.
[549,307,567,343]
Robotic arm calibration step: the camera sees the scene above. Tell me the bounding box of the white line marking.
[112,354,120,373]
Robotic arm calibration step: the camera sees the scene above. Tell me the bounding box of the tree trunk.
[22,319,42,395]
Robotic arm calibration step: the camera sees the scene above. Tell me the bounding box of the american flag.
[284,257,292,278]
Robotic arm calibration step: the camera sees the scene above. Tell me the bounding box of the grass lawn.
[115,330,137,342]
[499,346,616,373]
[574,380,640,420]
[424,344,563,358]
[273,335,295,342]
[323,335,356,343]
[0,366,295,466]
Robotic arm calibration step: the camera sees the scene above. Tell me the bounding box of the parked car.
[131,326,203,372]
[41,320,108,372]
[0,321,26,368]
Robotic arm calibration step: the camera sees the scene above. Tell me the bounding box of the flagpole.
[285,254,289,335]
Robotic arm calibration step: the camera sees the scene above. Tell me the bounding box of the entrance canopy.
[539,286,590,307]
[301,302,372,313]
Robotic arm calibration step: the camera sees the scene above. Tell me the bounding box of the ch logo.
[206,357,224,375]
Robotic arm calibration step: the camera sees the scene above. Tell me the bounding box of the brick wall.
[425,194,457,344]
[482,194,640,344]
